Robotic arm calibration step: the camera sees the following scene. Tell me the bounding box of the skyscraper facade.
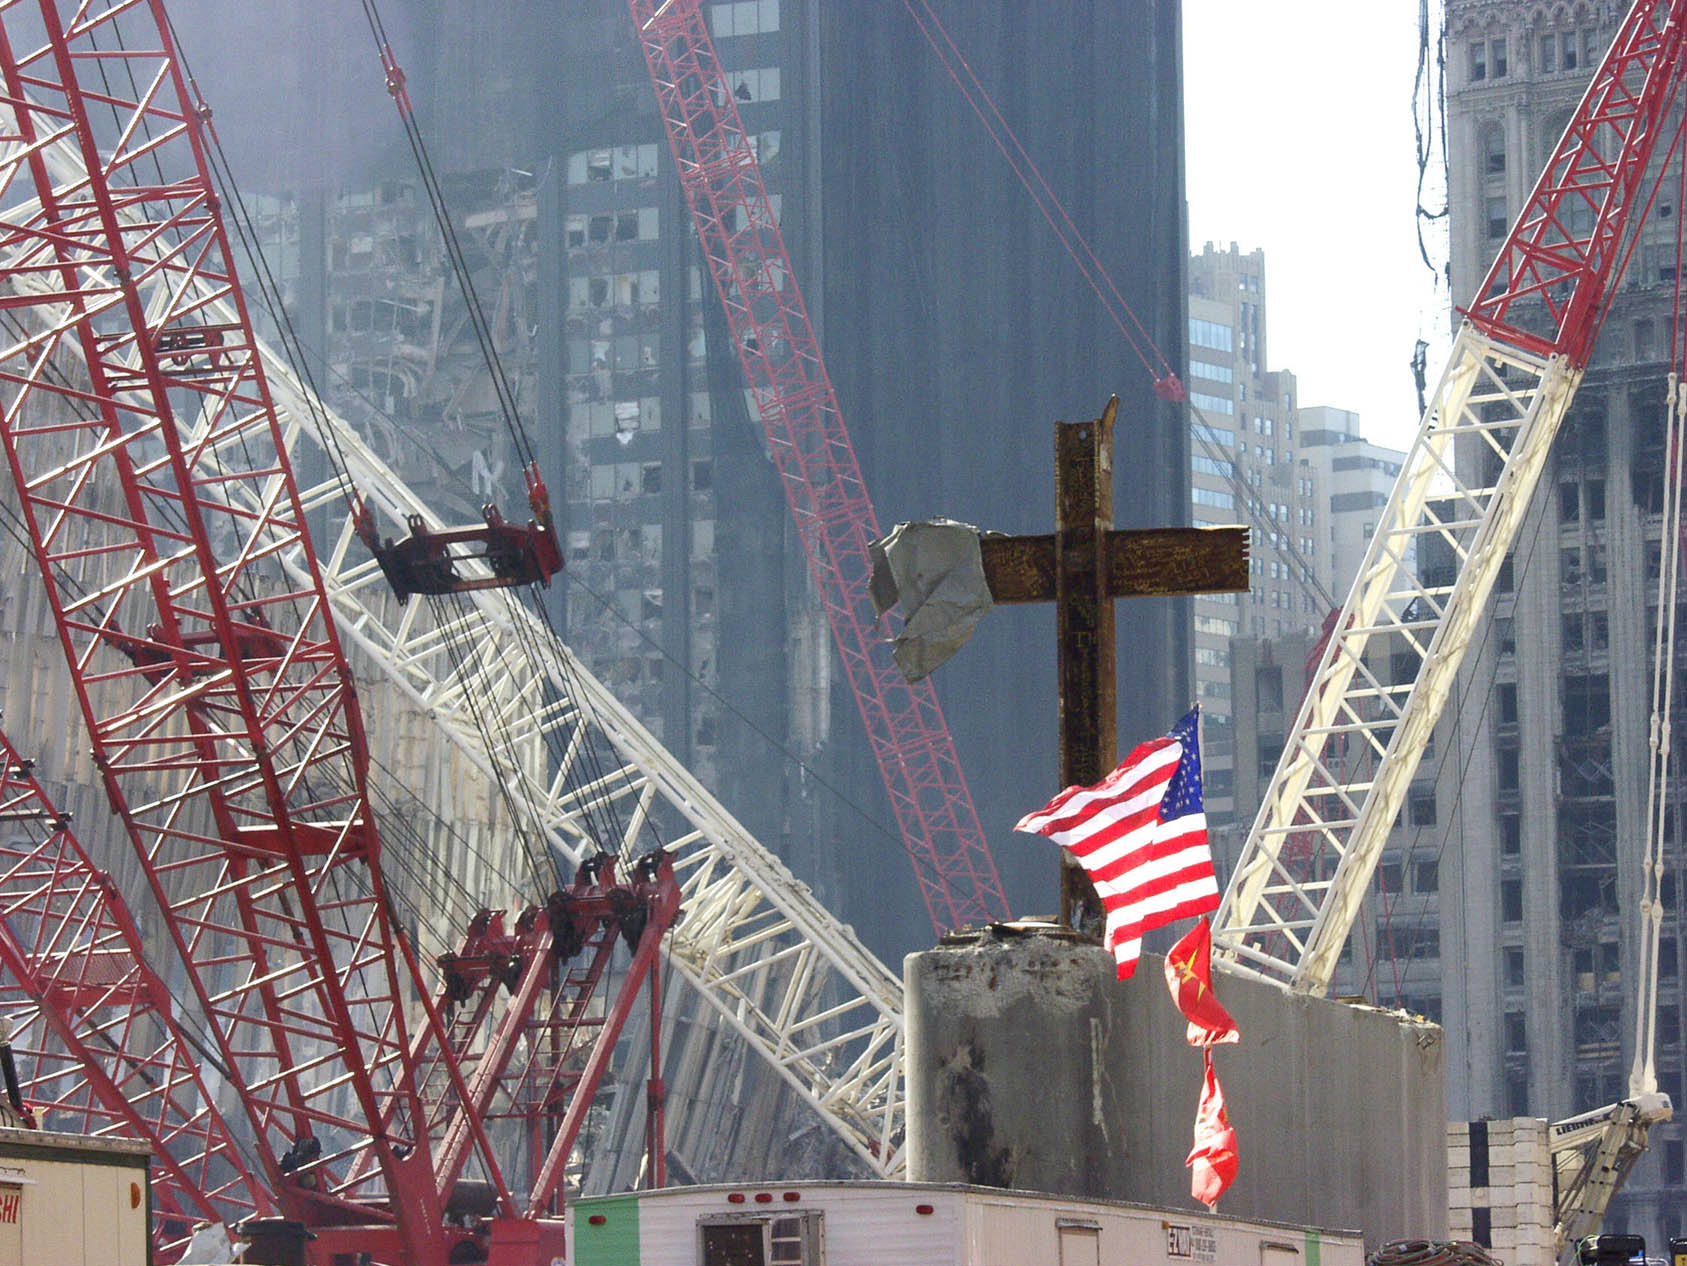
[1444,0,1687,1241]
[1186,243,1331,834]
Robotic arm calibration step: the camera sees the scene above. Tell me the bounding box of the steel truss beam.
[1216,331,1576,989]
[0,715,267,1261]
[1216,0,1687,993]
[259,364,909,1176]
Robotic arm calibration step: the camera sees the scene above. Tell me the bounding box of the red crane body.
[0,2,668,1261]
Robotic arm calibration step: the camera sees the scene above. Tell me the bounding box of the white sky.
[1182,2,1450,451]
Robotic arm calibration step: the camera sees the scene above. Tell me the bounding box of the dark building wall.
[812,0,1190,927]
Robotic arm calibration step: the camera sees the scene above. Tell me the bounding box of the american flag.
[1015,707,1218,979]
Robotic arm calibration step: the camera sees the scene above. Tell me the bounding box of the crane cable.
[352,0,647,868]
[897,0,1175,392]
[902,0,1336,620]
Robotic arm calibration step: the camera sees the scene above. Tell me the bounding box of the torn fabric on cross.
[868,518,994,682]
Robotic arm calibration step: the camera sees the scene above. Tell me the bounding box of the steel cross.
[982,397,1249,928]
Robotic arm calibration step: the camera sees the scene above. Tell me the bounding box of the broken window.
[1378,860,1402,894]
[1502,879,1524,923]
[1562,674,1611,733]
[589,214,613,243]
[1470,41,1487,81]
[1560,481,1580,521]
[1408,787,1437,827]
[1486,195,1509,239]
[1416,859,1439,893]
[640,464,662,494]
[1505,947,1525,989]
[692,459,714,492]
[1497,746,1520,793]
[1505,1012,1526,1053]
[1562,30,1579,71]
[616,211,639,241]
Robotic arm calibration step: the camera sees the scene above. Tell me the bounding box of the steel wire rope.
[1413,0,1451,276]
[422,589,562,892]
[896,1,1354,622]
[357,0,536,473]
[353,0,649,871]
[553,566,915,857]
[495,583,649,865]
[897,0,1171,386]
[170,8,588,902]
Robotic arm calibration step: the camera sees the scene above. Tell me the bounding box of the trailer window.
[699,1213,823,1265]
[702,1221,764,1266]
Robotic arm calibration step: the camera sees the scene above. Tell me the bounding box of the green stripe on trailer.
[574,1195,642,1265]
[1306,1229,1322,1266]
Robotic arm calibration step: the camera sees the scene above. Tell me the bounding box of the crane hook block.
[353,487,563,603]
[1152,372,1186,403]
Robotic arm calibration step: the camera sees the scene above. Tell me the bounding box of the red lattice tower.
[628,0,1008,931]
[0,719,267,1260]
[0,4,506,1258]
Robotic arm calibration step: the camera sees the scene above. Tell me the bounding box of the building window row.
[1189,318,1234,352]
[569,143,661,185]
[566,207,659,247]
[1193,423,1234,449]
[1192,454,1234,479]
[1470,37,1507,82]
[709,0,779,36]
[1190,358,1233,383]
[1190,391,1234,416]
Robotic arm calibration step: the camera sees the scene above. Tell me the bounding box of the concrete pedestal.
[906,927,1447,1249]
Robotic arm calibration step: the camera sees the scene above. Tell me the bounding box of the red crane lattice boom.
[0,2,506,1258]
[628,0,1009,932]
[0,717,268,1259]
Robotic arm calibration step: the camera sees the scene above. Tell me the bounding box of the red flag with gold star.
[1164,917,1238,1047]
[1188,1050,1239,1208]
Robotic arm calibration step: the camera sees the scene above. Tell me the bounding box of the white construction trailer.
[567,1180,1367,1266]
[0,1126,150,1266]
